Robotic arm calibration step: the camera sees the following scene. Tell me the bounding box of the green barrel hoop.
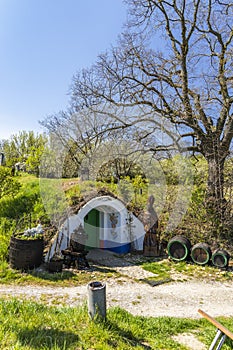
[167,236,191,261]
[191,243,211,265]
[212,249,230,268]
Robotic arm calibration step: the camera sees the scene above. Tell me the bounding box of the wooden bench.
[198,309,233,350]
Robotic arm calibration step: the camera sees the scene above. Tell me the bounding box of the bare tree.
[40,108,112,177]
[67,0,233,221]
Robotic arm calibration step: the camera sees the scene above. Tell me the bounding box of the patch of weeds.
[116,278,127,285]
[142,260,171,280]
[39,293,52,305]
[50,295,70,306]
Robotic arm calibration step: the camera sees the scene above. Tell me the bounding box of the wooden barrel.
[9,236,44,270]
[191,243,211,265]
[212,249,230,268]
[167,236,191,261]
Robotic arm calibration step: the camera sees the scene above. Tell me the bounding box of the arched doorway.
[78,196,130,253]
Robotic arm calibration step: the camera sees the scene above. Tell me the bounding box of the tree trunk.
[205,153,226,219]
[200,132,228,220]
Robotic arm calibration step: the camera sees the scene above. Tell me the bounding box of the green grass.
[0,261,118,286]
[142,259,233,283]
[0,298,232,349]
[142,260,171,281]
[17,172,40,185]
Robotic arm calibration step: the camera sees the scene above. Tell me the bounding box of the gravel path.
[0,267,233,319]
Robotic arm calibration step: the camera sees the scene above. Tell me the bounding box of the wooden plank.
[198,309,233,341]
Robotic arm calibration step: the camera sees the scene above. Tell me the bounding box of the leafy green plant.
[0,167,21,199]
[2,130,48,174]
[0,218,16,261]
[14,233,44,241]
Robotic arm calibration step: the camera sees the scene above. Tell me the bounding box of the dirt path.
[0,268,233,319]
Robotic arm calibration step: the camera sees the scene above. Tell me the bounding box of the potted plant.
[9,227,44,270]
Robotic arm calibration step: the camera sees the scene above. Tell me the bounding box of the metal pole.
[209,330,223,350]
[216,334,226,350]
[87,281,106,320]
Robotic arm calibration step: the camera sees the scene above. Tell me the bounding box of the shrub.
[0,167,21,199]
[0,218,16,261]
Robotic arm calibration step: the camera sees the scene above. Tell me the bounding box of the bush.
[0,167,21,199]
[0,218,16,261]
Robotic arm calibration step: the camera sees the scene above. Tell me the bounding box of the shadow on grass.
[30,268,77,282]
[89,264,118,274]
[30,264,117,281]
[106,319,152,349]
[17,327,79,349]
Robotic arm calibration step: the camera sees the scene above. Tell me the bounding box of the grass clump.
[142,260,171,281]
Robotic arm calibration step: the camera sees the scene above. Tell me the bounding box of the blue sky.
[0,0,127,140]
